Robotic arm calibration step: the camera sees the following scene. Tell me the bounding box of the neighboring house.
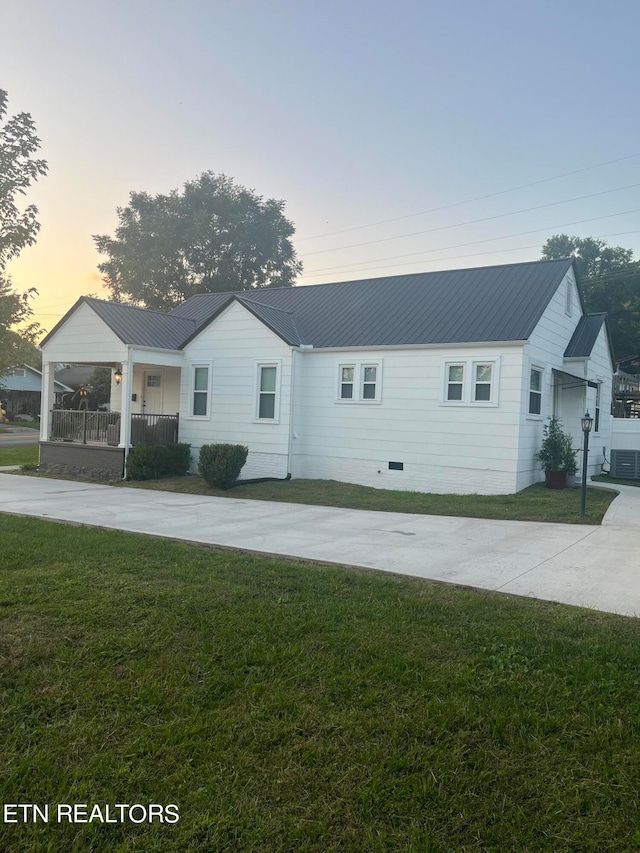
[0,365,72,418]
[37,258,615,492]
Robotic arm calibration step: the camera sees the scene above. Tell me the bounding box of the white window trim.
[335,360,383,404]
[254,360,282,423]
[441,357,500,407]
[527,364,544,420]
[186,361,212,420]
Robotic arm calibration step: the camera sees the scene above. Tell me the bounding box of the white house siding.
[516,270,613,490]
[179,301,292,479]
[290,345,524,495]
[40,302,128,365]
[611,419,640,452]
[583,326,613,475]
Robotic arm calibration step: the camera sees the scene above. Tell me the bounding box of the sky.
[4,0,640,335]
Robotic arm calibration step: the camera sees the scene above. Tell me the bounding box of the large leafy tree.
[94,172,302,311]
[541,235,640,362]
[0,89,47,376]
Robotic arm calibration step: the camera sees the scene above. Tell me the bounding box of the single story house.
[0,365,72,419]
[38,258,614,493]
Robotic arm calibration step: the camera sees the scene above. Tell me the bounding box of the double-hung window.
[474,364,492,401]
[447,364,464,401]
[340,366,355,399]
[529,367,543,415]
[192,365,209,417]
[258,365,277,419]
[362,365,378,399]
[337,361,382,403]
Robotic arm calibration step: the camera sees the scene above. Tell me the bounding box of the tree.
[541,235,640,362]
[93,172,302,311]
[0,89,47,376]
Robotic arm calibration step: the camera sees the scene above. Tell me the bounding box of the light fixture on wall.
[114,367,122,385]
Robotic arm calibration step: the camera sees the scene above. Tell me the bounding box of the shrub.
[198,443,248,490]
[535,417,577,475]
[127,443,192,480]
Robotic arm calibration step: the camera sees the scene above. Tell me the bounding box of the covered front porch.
[39,353,184,479]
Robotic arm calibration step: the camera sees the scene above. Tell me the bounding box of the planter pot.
[545,470,568,490]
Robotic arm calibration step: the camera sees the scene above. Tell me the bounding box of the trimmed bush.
[127,443,192,480]
[198,443,248,490]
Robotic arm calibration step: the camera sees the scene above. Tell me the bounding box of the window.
[8,367,25,377]
[442,357,500,406]
[146,374,161,387]
[362,366,377,399]
[340,366,354,399]
[474,363,492,401]
[336,361,382,403]
[258,365,277,419]
[529,367,543,415]
[192,365,209,416]
[595,382,601,433]
[447,364,464,401]
[565,279,573,316]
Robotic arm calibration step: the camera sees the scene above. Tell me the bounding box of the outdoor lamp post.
[580,411,594,517]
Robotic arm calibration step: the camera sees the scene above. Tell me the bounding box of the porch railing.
[49,410,179,446]
[130,413,179,445]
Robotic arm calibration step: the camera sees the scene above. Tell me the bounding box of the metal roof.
[563,313,608,358]
[174,258,576,348]
[43,259,578,352]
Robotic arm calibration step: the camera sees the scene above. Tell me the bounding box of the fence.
[49,410,179,446]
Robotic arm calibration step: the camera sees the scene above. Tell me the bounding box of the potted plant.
[535,417,577,489]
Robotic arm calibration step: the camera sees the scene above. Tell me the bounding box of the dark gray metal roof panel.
[84,298,196,349]
[236,297,301,346]
[564,313,607,358]
[173,258,573,348]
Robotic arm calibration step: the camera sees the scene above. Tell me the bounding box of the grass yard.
[0,445,38,467]
[593,474,640,488]
[3,515,640,852]
[125,475,617,525]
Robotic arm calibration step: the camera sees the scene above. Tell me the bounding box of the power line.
[301,183,640,258]
[303,209,640,278]
[296,152,640,242]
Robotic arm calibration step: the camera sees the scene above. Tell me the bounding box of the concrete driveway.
[0,473,638,616]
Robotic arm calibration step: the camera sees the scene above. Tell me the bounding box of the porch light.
[580,411,593,517]
[114,368,122,385]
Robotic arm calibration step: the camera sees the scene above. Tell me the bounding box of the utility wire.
[296,152,640,242]
[303,209,640,277]
[301,183,640,258]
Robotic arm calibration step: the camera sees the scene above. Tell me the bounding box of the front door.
[143,371,164,413]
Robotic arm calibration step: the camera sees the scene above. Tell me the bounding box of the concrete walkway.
[0,473,638,616]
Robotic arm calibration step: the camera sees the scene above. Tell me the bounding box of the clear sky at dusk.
[4,0,640,333]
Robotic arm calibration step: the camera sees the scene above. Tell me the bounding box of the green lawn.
[125,475,616,525]
[0,445,38,466]
[2,516,640,851]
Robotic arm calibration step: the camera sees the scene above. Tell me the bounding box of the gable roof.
[41,258,577,351]
[563,312,615,365]
[0,364,72,393]
[173,258,576,349]
[40,297,197,350]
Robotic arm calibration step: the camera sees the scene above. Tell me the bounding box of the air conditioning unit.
[610,450,640,480]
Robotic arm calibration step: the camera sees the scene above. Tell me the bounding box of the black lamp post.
[580,411,593,516]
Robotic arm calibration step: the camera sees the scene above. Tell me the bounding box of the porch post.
[118,356,133,452]
[40,361,55,441]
